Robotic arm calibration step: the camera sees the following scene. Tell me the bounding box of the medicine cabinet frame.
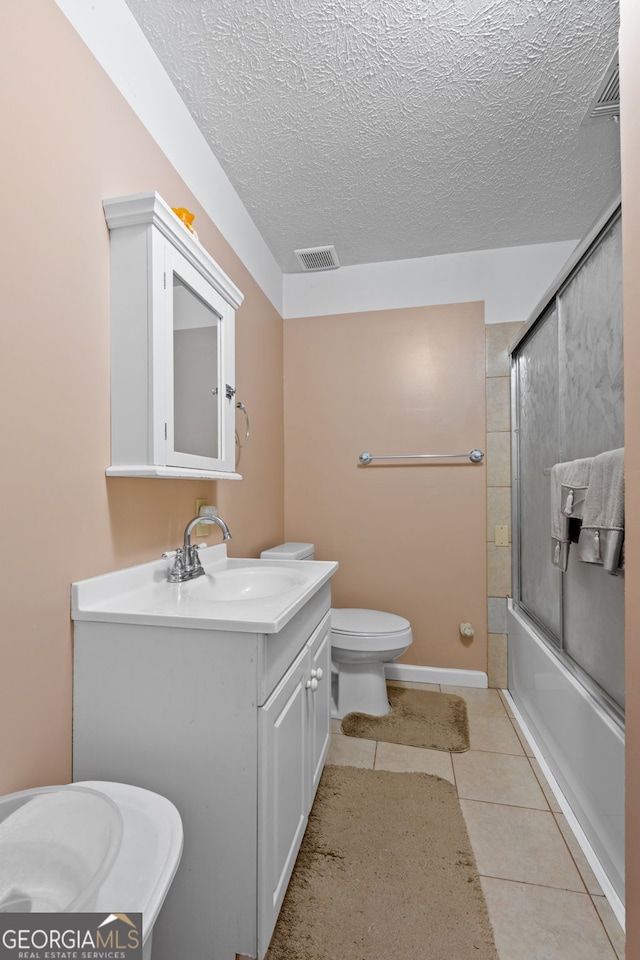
[103,191,244,480]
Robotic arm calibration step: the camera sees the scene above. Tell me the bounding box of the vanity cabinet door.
[307,615,332,802]
[257,612,332,957]
[257,644,309,957]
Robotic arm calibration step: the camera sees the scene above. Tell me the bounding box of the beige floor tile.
[510,717,535,757]
[326,734,375,768]
[480,877,617,959]
[592,895,625,959]
[468,715,525,755]
[554,813,604,896]
[441,685,508,717]
[460,799,585,891]
[373,741,455,783]
[529,757,562,813]
[497,690,515,717]
[452,751,548,808]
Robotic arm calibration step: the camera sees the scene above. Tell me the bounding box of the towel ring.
[236,401,250,448]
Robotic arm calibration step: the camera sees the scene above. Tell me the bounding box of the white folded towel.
[550,458,593,570]
[578,448,625,575]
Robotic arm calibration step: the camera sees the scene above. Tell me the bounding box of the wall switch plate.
[495,524,510,546]
[194,499,209,537]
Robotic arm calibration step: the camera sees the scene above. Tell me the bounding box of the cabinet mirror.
[173,275,221,461]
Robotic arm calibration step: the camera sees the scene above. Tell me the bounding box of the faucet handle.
[164,547,187,583]
[187,545,204,573]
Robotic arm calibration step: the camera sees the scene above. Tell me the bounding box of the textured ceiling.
[123,0,620,271]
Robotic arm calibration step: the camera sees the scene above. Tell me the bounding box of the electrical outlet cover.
[195,499,210,537]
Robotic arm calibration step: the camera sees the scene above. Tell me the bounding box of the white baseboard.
[384,663,488,688]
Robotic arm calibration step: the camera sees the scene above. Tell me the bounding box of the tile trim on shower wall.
[485,321,524,687]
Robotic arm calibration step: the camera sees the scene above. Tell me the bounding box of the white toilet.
[260,543,413,719]
[0,779,183,960]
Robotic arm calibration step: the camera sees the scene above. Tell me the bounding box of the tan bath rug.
[341,683,469,752]
[267,764,497,960]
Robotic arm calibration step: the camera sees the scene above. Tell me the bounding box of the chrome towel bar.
[358,449,484,465]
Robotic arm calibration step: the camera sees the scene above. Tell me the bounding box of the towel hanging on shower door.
[577,448,625,575]
[550,457,593,570]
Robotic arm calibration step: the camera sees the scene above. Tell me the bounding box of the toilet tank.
[260,542,314,560]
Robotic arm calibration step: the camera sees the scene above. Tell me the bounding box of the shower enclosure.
[508,201,624,910]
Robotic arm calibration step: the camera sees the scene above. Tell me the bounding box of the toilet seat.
[332,608,410,634]
[331,608,412,653]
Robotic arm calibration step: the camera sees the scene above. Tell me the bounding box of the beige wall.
[621,0,640,951]
[283,303,487,672]
[0,1,284,793]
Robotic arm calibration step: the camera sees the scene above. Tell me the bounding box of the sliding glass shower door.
[512,209,624,712]
[516,305,562,641]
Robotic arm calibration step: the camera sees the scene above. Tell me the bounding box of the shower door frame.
[507,197,625,909]
[509,196,624,725]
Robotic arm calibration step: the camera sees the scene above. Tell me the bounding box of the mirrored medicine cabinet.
[103,192,244,479]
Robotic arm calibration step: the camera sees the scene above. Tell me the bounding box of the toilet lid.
[331,608,411,636]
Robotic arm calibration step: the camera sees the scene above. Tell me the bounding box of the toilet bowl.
[330,608,412,718]
[260,543,413,719]
[0,780,183,960]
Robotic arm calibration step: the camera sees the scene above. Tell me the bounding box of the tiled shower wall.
[486,322,523,687]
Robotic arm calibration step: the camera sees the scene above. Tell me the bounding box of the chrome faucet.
[163,515,232,583]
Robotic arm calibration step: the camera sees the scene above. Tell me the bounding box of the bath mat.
[341,683,469,752]
[267,764,498,960]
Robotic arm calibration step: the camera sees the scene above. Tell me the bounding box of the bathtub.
[507,600,625,916]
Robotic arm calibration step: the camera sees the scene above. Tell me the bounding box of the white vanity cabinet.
[72,575,333,960]
[103,192,243,480]
[258,613,330,954]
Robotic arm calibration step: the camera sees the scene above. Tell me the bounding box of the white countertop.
[72,544,338,633]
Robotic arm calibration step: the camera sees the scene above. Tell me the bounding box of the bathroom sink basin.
[0,785,123,913]
[193,565,307,601]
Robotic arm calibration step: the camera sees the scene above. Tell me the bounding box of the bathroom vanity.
[72,546,338,960]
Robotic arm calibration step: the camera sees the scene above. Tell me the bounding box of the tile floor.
[326,682,625,960]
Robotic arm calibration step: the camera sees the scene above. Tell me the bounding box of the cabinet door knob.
[306,677,319,692]
[310,668,323,680]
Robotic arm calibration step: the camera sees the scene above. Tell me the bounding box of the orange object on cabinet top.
[171,207,196,233]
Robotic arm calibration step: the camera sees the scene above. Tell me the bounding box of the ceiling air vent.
[583,53,619,123]
[294,245,340,271]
